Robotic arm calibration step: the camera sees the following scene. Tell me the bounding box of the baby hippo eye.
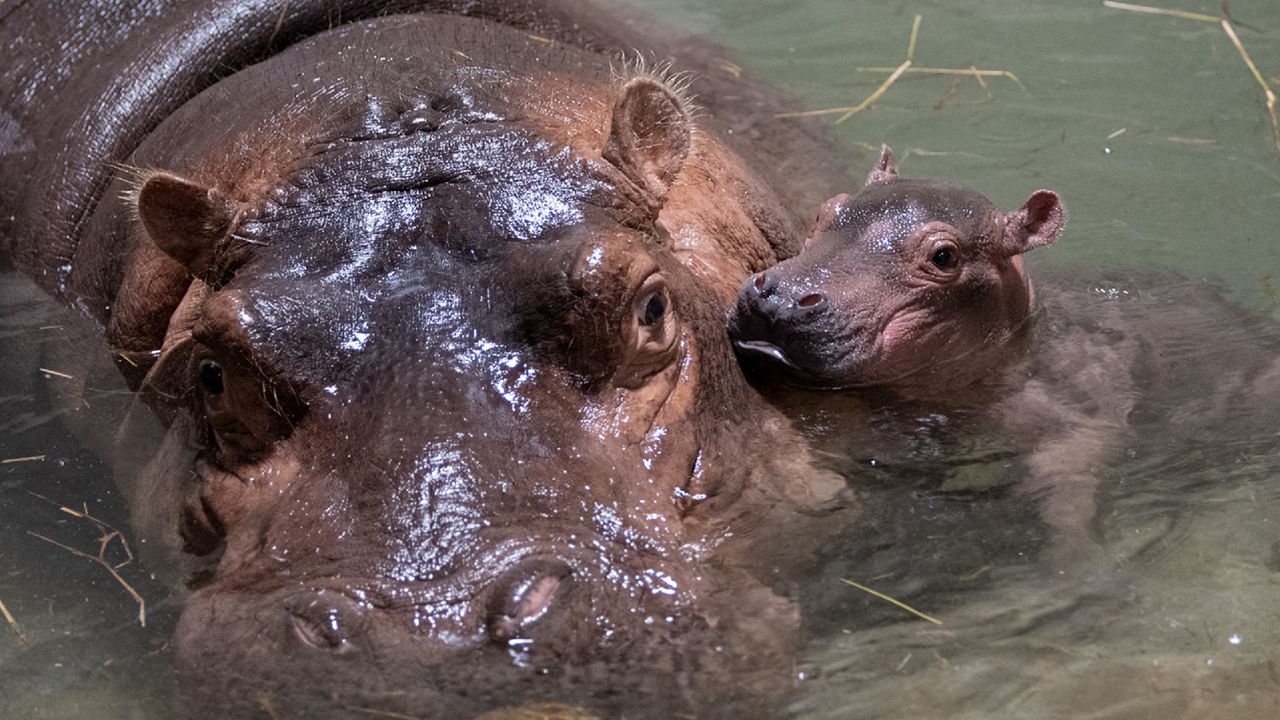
[931,246,958,269]
[198,359,225,395]
[639,292,666,326]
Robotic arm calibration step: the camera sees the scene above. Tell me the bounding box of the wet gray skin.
[730,145,1065,391]
[0,6,851,717]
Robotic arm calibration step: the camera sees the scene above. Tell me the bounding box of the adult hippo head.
[65,14,841,717]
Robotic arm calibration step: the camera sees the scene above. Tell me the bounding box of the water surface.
[3,1,1279,717]
[659,1,1280,716]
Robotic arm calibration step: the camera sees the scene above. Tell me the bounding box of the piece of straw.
[1220,19,1280,157]
[0,598,29,645]
[26,492,145,626]
[1,455,46,464]
[1102,1,1218,23]
[854,66,1025,92]
[778,13,1025,122]
[1103,3,1280,158]
[840,578,943,625]
[343,707,422,720]
[835,60,913,124]
[776,15,921,122]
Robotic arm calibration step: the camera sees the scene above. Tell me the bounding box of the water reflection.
[777,274,1280,718]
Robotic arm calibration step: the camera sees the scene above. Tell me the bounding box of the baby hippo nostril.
[487,558,573,644]
[750,271,779,298]
[797,293,826,309]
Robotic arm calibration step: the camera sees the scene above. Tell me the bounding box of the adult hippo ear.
[105,171,236,388]
[865,144,898,185]
[602,76,693,224]
[135,171,236,277]
[997,189,1066,256]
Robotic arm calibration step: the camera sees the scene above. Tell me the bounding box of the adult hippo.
[0,1,851,717]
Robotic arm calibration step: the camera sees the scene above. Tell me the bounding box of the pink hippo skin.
[729,145,1280,570]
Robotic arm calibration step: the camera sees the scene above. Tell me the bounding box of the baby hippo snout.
[729,271,832,378]
[738,271,829,324]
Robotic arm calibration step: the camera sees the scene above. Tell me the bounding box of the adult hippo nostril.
[487,558,575,646]
[286,591,365,654]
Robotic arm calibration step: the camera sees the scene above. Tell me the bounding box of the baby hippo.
[729,145,1280,570]
[729,144,1064,390]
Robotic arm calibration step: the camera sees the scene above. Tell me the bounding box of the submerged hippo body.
[1,2,851,716]
[730,146,1280,564]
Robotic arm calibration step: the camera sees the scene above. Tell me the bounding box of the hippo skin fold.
[0,2,854,717]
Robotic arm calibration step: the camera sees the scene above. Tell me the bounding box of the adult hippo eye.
[609,272,680,389]
[630,273,677,360]
[290,612,350,652]
[189,345,303,462]
[639,291,666,326]
[198,359,225,395]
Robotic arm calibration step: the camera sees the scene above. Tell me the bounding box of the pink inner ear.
[1023,190,1064,240]
[1005,189,1065,254]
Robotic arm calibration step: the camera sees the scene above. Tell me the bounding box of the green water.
[3,1,1279,718]
[648,0,1280,311]
[650,1,1280,717]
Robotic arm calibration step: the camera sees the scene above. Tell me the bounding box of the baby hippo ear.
[1000,190,1065,255]
[135,171,234,277]
[865,144,898,185]
[805,193,852,248]
[603,76,693,213]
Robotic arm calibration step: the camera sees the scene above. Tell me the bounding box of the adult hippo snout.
[156,219,736,681]
[178,541,686,672]
[156,233,775,715]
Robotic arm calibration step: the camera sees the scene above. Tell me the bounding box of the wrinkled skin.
[729,146,1280,570]
[0,3,852,716]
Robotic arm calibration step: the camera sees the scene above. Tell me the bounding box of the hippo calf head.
[99,16,815,712]
[730,145,1065,389]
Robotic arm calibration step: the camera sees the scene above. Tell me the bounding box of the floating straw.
[0,598,29,645]
[777,14,1022,123]
[1104,1,1280,158]
[840,578,943,625]
[26,492,145,626]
